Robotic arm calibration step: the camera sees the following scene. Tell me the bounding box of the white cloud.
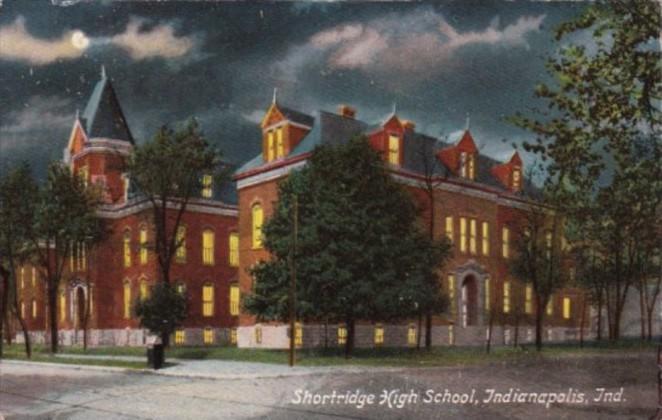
[241,109,266,124]
[110,17,197,60]
[0,16,84,65]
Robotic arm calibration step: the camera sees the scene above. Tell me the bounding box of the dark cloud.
[0,1,587,178]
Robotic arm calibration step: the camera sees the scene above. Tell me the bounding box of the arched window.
[140,280,149,300]
[202,229,215,265]
[229,233,239,267]
[139,226,148,265]
[175,226,186,263]
[202,283,214,317]
[229,284,240,316]
[123,230,132,268]
[123,280,131,319]
[252,204,263,249]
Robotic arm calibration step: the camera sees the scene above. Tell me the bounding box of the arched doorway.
[76,287,86,328]
[461,275,478,327]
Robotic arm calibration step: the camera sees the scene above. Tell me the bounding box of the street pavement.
[0,351,656,419]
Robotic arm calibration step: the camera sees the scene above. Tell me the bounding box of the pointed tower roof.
[81,66,134,143]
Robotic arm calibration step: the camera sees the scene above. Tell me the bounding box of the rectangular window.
[448,275,456,316]
[20,301,25,319]
[407,325,417,346]
[445,216,453,243]
[525,285,533,314]
[563,297,571,319]
[337,325,347,345]
[502,227,510,259]
[32,299,37,318]
[203,328,214,345]
[468,154,475,180]
[20,267,24,289]
[123,232,132,267]
[388,135,400,165]
[230,328,237,345]
[202,230,215,265]
[294,322,303,347]
[202,284,214,317]
[503,281,511,314]
[140,281,149,300]
[545,231,553,259]
[255,326,262,344]
[229,233,239,267]
[252,205,264,249]
[123,282,131,319]
[485,278,491,312]
[267,131,275,161]
[459,152,467,178]
[512,168,521,190]
[201,174,213,198]
[460,217,467,253]
[546,296,554,316]
[175,226,186,263]
[374,325,384,346]
[60,292,66,322]
[175,329,185,345]
[469,219,477,255]
[79,165,89,187]
[482,222,489,256]
[31,267,36,287]
[139,228,148,265]
[276,127,284,158]
[229,285,240,316]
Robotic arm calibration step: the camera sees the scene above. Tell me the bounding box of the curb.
[0,359,137,374]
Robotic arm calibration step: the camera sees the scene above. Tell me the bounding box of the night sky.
[0,0,588,177]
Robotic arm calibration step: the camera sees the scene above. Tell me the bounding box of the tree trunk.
[48,283,58,354]
[535,297,543,352]
[425,312,432,350]
[639,285,646,340]
[13,306,31,358]
[344,318,355,359]
[0,266,9,358]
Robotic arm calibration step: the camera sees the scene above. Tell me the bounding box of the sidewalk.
[10,353,404,380]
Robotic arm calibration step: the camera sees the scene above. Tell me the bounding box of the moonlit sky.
[0,0,589,178]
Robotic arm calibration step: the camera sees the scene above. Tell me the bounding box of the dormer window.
[276,127,284,158]
[267,130,275,161]
[265,127,285,162]
[388,134,400,166]
[201,174,213,198]
[459,152,475,180]
[512,167,521,191]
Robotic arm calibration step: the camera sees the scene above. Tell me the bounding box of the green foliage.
[244,137,450,326]
[134,282,187,337]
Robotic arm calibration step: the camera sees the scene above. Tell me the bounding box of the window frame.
[202,229,215,266]
[202,283,215,317]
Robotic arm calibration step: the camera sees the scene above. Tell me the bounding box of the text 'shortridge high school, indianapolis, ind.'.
[15,69,592,349]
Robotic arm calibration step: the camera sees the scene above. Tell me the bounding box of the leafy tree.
[244,137,450,356]
[125,119,224,286]
[134,282,187,341]
[509,1,661,340]
[26,163,104,354]
[0,163,37,358]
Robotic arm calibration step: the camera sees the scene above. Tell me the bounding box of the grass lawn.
[2,338,656,368]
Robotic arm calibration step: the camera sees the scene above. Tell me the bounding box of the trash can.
[146,335,164,370]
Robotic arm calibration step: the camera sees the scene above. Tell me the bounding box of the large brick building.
[16,70,589,348]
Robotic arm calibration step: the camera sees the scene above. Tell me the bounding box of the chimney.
[338,105,356,119]
[403,120,416,132]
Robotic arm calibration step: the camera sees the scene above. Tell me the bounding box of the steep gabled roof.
[81,68,134,143]
[278,105,315,128]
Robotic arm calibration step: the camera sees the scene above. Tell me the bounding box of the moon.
[71,30,90,50]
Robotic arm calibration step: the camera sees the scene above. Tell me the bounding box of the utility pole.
[288,194,298,367]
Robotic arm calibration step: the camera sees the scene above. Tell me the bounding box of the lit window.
[525,285,533,314]
[459,217,467,253]
[229,233,239,267]
[482,222,489,256]
[32,299,37,318]
[388,135,400,165]
[294,322,303,347]
[230,328,237,345]
[229,285,240,316]
[202,229,215,265]
[502,227,510,259]
[255,326,262,344]
[175,329,186,345]
[448,275,456,316]
[267,131,275,161]
[459,152,467,178]
[374,325,384,346]
[445,216,454,243]
[60,291,66,322]
[503,281,511,314]
[563,297,571,319]
[78,165,89,187]
[337,325,347,345]
[123,231,132,268]
[252,204,263,249]
[546,296,554,316]
[485,277,491,311]
[20,267,24,289]
[31,267,36,287]
[203,327,214,345]
[276,127,284,158]
[175,226,186,263]
[139,227,148,265]
[140,280,149,300]
[123,281,131,319]
[468,154,475,180]
[407,325,417,346]
[545,231,553,259]
[202,283,214,317]
[201,174,213,198]
[512,167,521,190]
[176,282,186,295]
[469,219,477,255]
